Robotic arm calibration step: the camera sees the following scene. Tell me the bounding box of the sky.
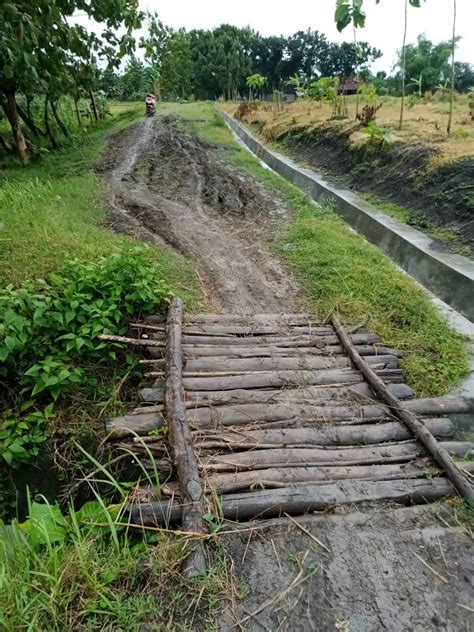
[140,0,474,72]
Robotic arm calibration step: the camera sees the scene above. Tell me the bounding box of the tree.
[335,0,423,127]
[398,0,423,129]
[447,0,456,135]
[395,36,453,95]
[160,30,193,100]
[0,1,142,164]
[246,73,267,100]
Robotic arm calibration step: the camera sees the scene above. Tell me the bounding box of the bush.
[0,246,173,469]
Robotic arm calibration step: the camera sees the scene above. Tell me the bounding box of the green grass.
[158,101,468,396]
[1,484,240,630]
[0,103,203,310]
[360,192,411,223]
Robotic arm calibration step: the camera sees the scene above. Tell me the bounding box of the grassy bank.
[161,101,468,396]
[0,103,202,298]
[0,104,203,512]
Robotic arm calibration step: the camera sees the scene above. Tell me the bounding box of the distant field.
[223,95,474,166]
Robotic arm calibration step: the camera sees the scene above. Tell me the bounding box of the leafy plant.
[0,246,173,471]
[363,121,391,146]
[0,406,51,468]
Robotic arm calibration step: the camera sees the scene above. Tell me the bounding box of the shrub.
[356,103,382,126]
[0,246,173,469]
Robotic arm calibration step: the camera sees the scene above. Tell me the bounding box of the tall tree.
[0,1,142,164]
[447,0,457,135]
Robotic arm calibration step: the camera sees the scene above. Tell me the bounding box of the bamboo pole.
[331,314,474,504]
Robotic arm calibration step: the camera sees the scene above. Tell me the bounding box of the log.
[177,344,403,359]
[192,418,454,449]
[183,383,414,407]
[405,396,474,416]
[183,368,403,392]
[199,441,473,472]
[128,478,456,525]
[184,313,317,325]
[98,333,165,348]
[165,298,206,575]
[188,401,397,427]
[332,314,474,504]
[180,325,335,336]
[140,385,164,402]
[183,354,399,373]
[148,332,380,350]
[106,412,165,439]
[192,459,457,493]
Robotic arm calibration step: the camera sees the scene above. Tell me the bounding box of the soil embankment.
[234,105,474,256]
[100,114,474,631]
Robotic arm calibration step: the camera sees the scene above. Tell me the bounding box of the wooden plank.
[106,412,165,439]
[190,460,462,494]
[192,418,454,448]
[188,402,397,427]
[182,383,414,407]
[182,368,403,391]
[177,344,403,359]
[151,332,381,348]
[183,354,398,373]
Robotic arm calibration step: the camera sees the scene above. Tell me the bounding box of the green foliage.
[246,73,267,99]
[0,492,241,630]
[0,248,173,467]
[335,0,366,32]
[0,407,51,468]
[363,121,391,145]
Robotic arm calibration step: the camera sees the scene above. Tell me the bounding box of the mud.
[219,505,474,631]
[275,125,474,256]
[100,116,474,630]
[101,116,300,313]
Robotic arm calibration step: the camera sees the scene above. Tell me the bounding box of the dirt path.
[102,116,300,313]
[101,116,473,631]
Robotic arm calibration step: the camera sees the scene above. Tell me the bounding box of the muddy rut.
[102,116,300,313]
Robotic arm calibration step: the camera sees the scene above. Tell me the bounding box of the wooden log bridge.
[102,301,474,540]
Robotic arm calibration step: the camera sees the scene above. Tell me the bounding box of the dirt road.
[103,116,300,313]
[101,115,473,632]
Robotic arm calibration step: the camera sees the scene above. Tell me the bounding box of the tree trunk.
[89,89,98,122]
[399,0,408,129]
[50,100,69,137]
[0,133,12,154]
[199,441,471,472]
[128,478,456,526]
[44,99,58,148]
[353,25,360,119]
[1,90,31,164]
[74,96,82,127]
[16,101,44,138]
[447,0,457,135]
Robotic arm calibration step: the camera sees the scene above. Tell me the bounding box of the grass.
[0,103,203,309]
[0,474,241,631]
[221,94,474,166]
[159,101,468,396]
